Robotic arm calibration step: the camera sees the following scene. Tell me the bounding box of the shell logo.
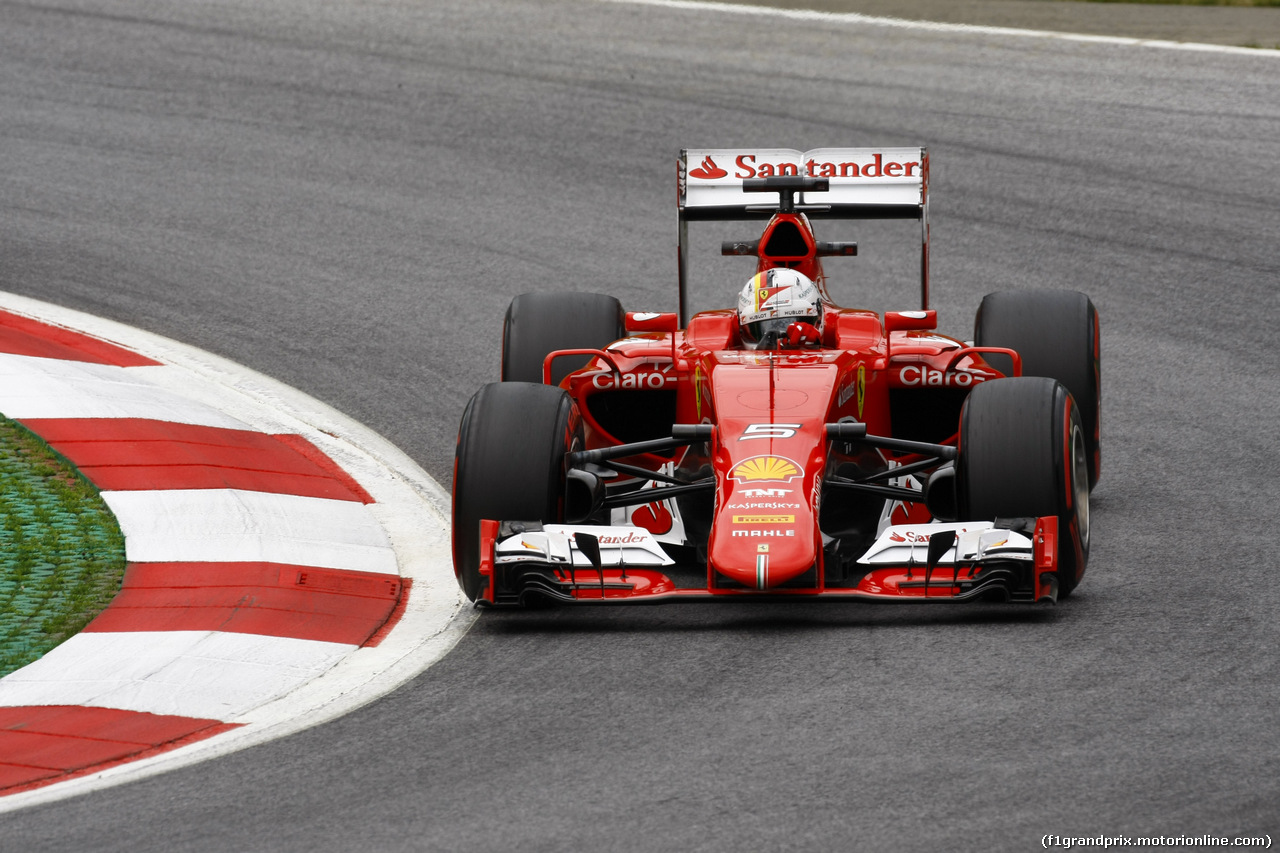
[729,456,802,484]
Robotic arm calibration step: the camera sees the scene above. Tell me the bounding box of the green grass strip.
[0,417,126,679]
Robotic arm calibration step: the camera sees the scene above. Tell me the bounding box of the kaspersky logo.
[688,156,728,180]
[729,456,802,484]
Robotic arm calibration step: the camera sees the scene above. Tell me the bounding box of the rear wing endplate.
[677,147,930,321]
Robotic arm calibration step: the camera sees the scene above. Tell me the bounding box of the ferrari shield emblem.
[857,363,866,419]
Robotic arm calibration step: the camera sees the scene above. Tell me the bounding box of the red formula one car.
[453,147,1099,606]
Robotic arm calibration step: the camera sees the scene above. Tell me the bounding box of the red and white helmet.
[736,268,823,347]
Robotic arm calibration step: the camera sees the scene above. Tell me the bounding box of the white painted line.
[0,292,475,813]
[102,489,398,574]
[598,0,1280,57]
[0,631,354,720]
[0,354,247,428]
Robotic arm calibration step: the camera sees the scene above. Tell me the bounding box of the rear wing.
[677,147,930,322]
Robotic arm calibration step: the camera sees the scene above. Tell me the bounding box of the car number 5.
[740,423,801,440]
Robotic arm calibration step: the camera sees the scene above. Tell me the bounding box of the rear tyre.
[975,290,1100,490]
[958,377,1090,597]
[502,292,626,386]
[452,382,581,601]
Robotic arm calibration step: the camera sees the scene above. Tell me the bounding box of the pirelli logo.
[733,515,796,524]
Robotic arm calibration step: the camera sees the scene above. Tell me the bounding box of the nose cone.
[712,536,816,589]
[700,356,839,590]
[708,480,818,589]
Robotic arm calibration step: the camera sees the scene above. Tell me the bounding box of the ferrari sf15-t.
[452,147,1100,606]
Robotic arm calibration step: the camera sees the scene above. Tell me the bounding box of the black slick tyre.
[452,381,582,601]
[502,292,626,386]
[974,290,1101,490]
[958,377,1090,597]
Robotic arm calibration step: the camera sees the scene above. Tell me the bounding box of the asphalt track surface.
[2,0,1279,850]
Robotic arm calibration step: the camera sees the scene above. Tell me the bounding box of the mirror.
[884,310,937,333]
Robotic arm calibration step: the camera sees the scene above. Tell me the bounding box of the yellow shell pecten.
[730,456,801,483]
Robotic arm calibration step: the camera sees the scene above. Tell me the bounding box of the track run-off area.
[2,0,1278,850]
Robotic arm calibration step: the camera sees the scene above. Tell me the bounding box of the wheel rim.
[1071,422,1090,550]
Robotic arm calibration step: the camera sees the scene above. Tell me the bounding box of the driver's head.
[737,268,823,348]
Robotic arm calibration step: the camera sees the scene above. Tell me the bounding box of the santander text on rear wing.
[677,147,931,315]
[679,148,928,219]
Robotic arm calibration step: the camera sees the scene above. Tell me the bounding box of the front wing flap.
[476,518,1060,606]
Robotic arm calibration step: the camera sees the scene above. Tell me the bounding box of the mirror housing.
[884,310,937,333]
[625,312,679,334]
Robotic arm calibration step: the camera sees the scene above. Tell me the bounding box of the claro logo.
[591,367,672,390]
[898,366,985,388]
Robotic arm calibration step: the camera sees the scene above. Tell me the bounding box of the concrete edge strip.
[598,0,1280,58]
[0,291,475,813]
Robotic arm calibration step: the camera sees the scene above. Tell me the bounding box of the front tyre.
[958,377,1090,597]
[975,289,1100,490]
[452,382,582,601]
[502,292,625,386]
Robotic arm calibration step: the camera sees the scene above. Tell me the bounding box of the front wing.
[475,518,1062,606]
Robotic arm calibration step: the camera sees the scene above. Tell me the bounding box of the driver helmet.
[737,268,823,348]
